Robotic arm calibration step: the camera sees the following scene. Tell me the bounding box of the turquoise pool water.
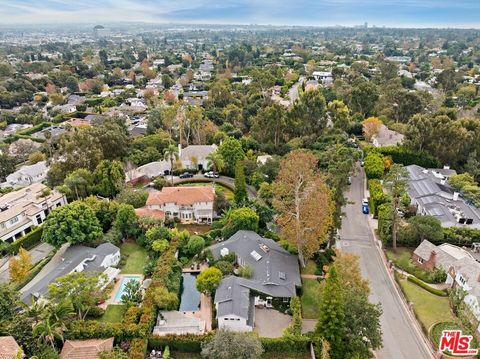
[115,276,141,302]
[179,273,201,312]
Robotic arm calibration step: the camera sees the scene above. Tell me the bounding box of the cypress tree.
[234,160,247,205]
[315,266,345,359]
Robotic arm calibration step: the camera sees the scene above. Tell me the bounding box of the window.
[417,257,424,264]
[10,216,19,225]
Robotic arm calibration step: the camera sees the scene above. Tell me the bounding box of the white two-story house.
[0,183,67,243]
[144,186,215,223]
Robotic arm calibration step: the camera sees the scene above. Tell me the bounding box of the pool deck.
[100,274,144,308]
[182,263,208,273]
[179,293,212,332]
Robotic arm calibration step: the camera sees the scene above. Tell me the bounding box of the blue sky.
[1,0,479,28]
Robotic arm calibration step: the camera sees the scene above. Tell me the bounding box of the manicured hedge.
[406,275,448,297]
[442,227,480,246]
[260,336,311,353]
[128,338,148,359]
[148,333,212,353]
[364,152,385,179]
[1,227,43,255]
[374,146,440,168]
[368,179,389,218]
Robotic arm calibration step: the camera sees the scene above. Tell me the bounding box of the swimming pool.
[114,276,141,302]
[179,273,201,312]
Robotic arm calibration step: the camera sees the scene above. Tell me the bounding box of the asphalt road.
[0,242,53,283]
[338,164,433,359]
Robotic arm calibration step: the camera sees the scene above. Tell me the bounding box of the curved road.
[338,164,433,359]
[172,174,257,199]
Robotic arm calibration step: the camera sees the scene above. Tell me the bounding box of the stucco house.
[210,230,301,332]
[0,183,67,243]
[144,186,215,223]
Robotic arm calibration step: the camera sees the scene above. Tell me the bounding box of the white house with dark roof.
[1,161,48,189]
[210,230,301,332]
[21,243,120,304]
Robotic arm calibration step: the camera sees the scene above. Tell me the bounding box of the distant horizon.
[0,21,479,31]
[2,0,479,29]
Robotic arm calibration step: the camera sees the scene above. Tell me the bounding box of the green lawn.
[301,279,322,319]
[397,275,455,331]
[99,304,126,324]
[301,260,317,275]
[120,240,148,274]
[176,223,211,235]
[385,247,414,263]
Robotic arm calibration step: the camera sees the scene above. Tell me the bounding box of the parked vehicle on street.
[204,171,219,178]
[362,198,369,214]
[179,172,194,179]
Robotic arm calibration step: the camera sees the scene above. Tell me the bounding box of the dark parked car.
[179,172,194,179]
[362,198,369,214]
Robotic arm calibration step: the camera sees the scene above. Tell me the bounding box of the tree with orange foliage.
[9,247,32,283]
[45,83,56,95]
[362,117,383,141]
[273,150,334,267]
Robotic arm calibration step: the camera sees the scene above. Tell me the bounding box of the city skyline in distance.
[1,0,480,29]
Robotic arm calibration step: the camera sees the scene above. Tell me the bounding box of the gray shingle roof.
[210,230,301,297]
[21,243,119,304]
[211,231,301,320]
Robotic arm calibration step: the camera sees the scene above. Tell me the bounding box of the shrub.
[213,260,233,275]
[377,204,392,244]
[2,227,43,255]
[364,152,385,179]
[368,179,389,218]
[374,145,439,168]
[148,334,213,353]
[259,336,310,354]
[406,275,448,296]
[128,338,148,359]
[238,265,253,278]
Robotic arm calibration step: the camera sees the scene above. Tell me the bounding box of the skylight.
[250,250,262,261]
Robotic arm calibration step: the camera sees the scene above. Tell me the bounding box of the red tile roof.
[0,337,21,359]
[146,186,215,206]
[60,338,114,359]
[134,207,165,219]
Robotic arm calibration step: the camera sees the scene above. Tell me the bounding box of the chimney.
[428,250,437,265]
[453,192,459,201]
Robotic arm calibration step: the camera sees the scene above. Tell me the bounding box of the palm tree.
[163,144,179,186]
[33,300,74,350]
[206,152,224,173]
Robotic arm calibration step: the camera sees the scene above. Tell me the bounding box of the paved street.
[0,242,53,283]
[338,164,433,359]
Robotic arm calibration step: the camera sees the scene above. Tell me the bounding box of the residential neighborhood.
[1,3,480,358]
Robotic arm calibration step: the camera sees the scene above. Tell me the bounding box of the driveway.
[338,164,433,359]
[173,174,257,199]
[0,242,54,283]
[254,308,291,338]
